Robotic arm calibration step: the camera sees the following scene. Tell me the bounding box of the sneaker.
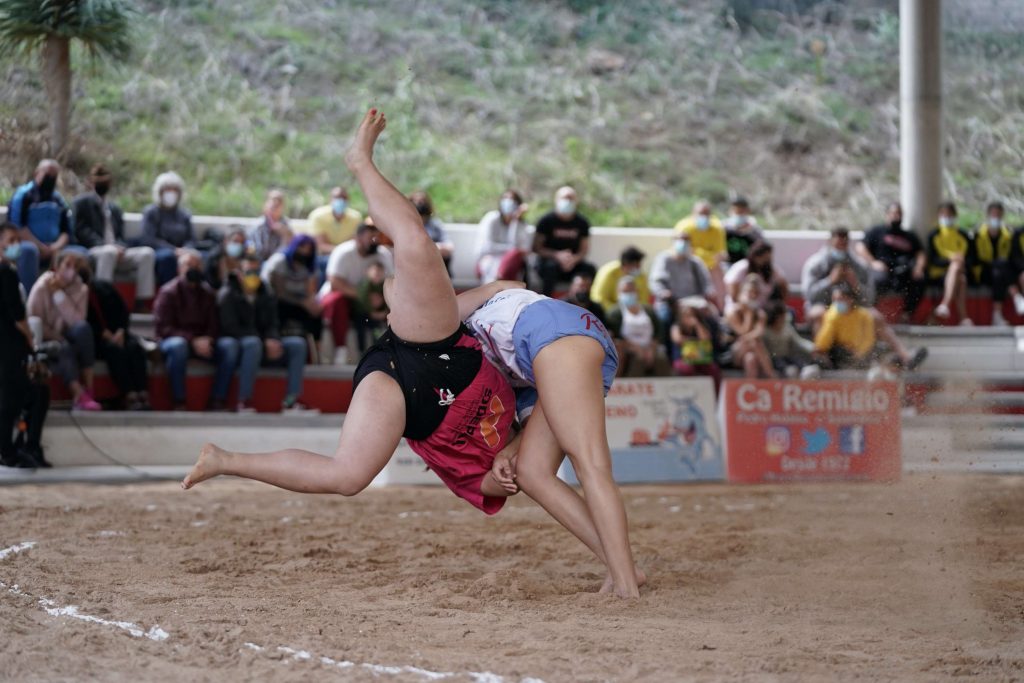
[934,303,951,319]
[1,450,38,468]
[992,308,1009,327]
[73,391,102,412]
[959,317,974,327]
[24,446,52,468]
[236,401,257,414]
[799,364,822,380]
[282,398,320,415]
[333,346,349,365]
[906,347,929,371]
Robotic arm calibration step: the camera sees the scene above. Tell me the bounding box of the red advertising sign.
[721,380,901,483]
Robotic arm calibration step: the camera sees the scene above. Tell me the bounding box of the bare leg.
[940,263,958,310]
[871,309,910,361]
[953,266,969,321]
[531,336,638,598]
[344,109,459,343]
[182,373,404,493]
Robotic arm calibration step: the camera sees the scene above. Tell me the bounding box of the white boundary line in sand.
[242,642,545,683]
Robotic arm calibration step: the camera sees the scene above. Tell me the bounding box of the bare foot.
[344,108,387,173]
[182,443,227,490]
[599,565,647,595]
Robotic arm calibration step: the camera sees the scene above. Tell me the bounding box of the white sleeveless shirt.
[465,288,546,384]
[619,305,654,346]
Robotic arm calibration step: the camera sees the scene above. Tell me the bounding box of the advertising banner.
[721,380,901,483]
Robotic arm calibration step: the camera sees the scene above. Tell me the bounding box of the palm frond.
[0,0,135,60]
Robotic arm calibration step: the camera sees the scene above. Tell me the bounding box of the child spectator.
[605,275,664,377]
[140,171,197,287]
[763,301,819,379]
[970,201,1014,326]
[724,275,776,378]
[475,190,531,284]
[591,245,651,313]
[532,186,596,295]
[87,276,151,410]
[669,297,722,389]
[723,197,765,264]
[926,201,973,324]
[409,191,454,274]
[251,189,293,262]
[813,284,877,370]
[675,200,727,308]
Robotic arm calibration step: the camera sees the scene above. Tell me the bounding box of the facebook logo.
[838,426,866,455]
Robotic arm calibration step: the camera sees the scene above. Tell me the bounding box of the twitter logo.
[801,428,830,455]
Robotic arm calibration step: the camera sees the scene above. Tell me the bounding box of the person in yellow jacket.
[971,201,1014,326]
[925,202,973,325]
[590,245,650,313]
[674,200,726,309]
[813,284,877,369]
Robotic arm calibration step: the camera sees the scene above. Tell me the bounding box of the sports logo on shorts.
[479,395,506,448]
[434,387,455,406]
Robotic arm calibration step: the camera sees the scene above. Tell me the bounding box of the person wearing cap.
[73,164,156,310]
[590,245,651,313]
[531,186,596,296]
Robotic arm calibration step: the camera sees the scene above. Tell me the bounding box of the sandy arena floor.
[1,474,1022,682]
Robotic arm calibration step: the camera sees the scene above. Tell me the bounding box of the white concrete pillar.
[900,0,943,239]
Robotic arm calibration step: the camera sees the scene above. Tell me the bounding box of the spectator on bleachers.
[218,253,312,413]
[304,186,363,278]
[813,283,877,370]
[725,275,777,378]
[723,240,788,314]
[153,250,220,411]
[140,171,196,288]
[566,271,608,327]
[971,201,1014,326]
[27,251,101,411]
[855,202,927,324]
[86,276,151,411]
[251,189,293,262]
[265,234,322,345]
[319,222,394,362]
[532,185,596,295]
[73,164,156,311]
[7,159,81,293]
[649,233,716,325]
[670,297,722,389]
[205,227,249,291]
[409,190,454,273]
[724,197,764,264]
[1,222,52,468]
[604,275,663,377]
[1008,223,1024,318]
[926,201,973,325]
[763,301,818,379]
[356,261,389,346]
[801,227,873,328]
[675,200,727,308]
[475,190,531,284]
[591,245,651,313]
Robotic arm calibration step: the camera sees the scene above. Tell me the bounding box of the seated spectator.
[356,261,389,346]
[813,284,877,370]
[723,197,765,264]
[303,186,363,279]
[26,251,101,411]
[73,164,156,311]
[723,240,788,314]
[153,250,221,411]
[763,301,818,379]
[724,275,776,378]
[855,202,926,324]
[205,227,249,291]
[970,201,1014,326]
[218,253,313,413]
[801,227,873,328]
[265,235,322,344]
[251,189,293,262]
[139,171,197,287]
[926,201,973,324]
[566,272,607,326]
[649,234,716,325]
[675,200,727,308]
[86,276,151,410]
[532,185,596,295]
[409,190,454,273]
[319,223,394,361]
[1008,224,1024,317]
[670,297,722,389]
[591,245,651,313]
[475,190,531,283]
[8,159,83,292]
[1,222,52,468]
[605,275,664,377]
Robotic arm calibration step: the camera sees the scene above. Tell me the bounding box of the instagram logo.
[765,426,791,456]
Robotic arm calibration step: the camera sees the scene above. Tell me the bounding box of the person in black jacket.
[86,275,151,411]
[73,164,156,309]
[217,254,312,413]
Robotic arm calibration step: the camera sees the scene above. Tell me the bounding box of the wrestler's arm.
[455,279,525,320]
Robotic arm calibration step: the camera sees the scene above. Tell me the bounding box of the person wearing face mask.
[531,186,596,296]
[649,234,716,329]
[590,246,651,313]
[318,222,395,361]
[73,164,156,311]
[813,284,878,370]
[724,197,765,264]
[7,159,80,293]
[265,234,323,348]
[408,190,454,275]
[153,250,220,410]
[250,189,294,262]
[604,275,664,377]
[925,201,973,325]
[303,186,364,278]
[856,202,927,324]
[26,251,101,411]
[217,254,314,413]
[140,171,197,288]
[475,190,532,284]
[674,200,727,308]
[970,201,1014,326]
[205,227,250,291]
[724,275,777,379]
[86,274,151,411]
[722,240,789,315]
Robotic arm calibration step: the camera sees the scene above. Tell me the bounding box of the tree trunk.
[41,35,71,157]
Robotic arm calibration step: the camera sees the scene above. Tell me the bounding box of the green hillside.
[1,0,1022,229]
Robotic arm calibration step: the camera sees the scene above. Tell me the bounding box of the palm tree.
[0,0,134,156]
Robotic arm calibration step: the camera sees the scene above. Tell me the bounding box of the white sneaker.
[1014,294,1024,316]
[799,364,822,380]
[959,317,974,327]
[992,308,1008,327]
[934,303,951,319]
[333,347,349,365]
